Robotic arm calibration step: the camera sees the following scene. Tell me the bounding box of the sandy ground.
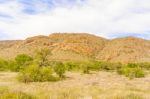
[0,71,150,99]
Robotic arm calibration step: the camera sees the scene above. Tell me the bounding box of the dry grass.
[0,71,150,99]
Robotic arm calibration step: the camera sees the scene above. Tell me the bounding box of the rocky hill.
[0,33,150,63]
[97,37,150,63]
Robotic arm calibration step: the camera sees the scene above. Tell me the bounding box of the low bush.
[85,60,101,71]
[81,63,91,74]
[54,62,66,78]
[18,64,58,82]
[99,62,122,71]
[127,63,139,68]
[0,58,8,71]
[65,61,81,71]
[7,60,19,72]
[117,66,145,79]
[138,62,150,70]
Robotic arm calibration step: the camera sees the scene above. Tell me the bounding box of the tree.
[36,48,51,67]
[15,54,33,69]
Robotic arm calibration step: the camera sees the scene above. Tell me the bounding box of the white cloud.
[0,0,150,39]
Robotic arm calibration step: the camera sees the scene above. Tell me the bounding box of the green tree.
[15,54,33,70]
[36,48,51,67]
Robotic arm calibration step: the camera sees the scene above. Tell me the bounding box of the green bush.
[18,64,58,82]
[99,62,122,71]
[82,63,90,74]
[54,62,66,78]
[117,66,145,79]
[7,60,19,72]
[65,61,81,71]
[138,62,150,70]
[89,61,101,71]
[127,63,139,68]
[15,54,33,70]
[0,58,8,71]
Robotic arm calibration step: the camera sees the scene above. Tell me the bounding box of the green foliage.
[82,63,90,74]
[127,63,139,68]
[99,62,122,71]
[35,48,51,67]
[7,60,19,72]
[15,54,33,66]
[138,62,150,70]
[14,54,33,71]
[65,61,82,71]
[18,64,58,82]
[54,62,66,78]
[88,60,101,71]
[117,66,145,79]
[0,58,8,71]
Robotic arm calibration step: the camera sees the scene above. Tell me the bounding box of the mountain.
[0,33,150,63]
[96,37,150,63]
[0,33,107,61]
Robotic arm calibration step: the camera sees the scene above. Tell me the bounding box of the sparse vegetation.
[0,58,8,71]
[117,63,145,79]
[35,48,51,67]
[54,62,66,78]
[17,64,58,82]
[0,48,149,99]
[0,87,35,99]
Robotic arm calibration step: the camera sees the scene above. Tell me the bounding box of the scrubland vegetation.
[0,48,150,81]
[0,48,150,99]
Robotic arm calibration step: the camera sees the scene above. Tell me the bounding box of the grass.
[0,86,35,99]
[0,71,150,99]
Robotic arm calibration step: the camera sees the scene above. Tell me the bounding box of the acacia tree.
[36,48,51,67]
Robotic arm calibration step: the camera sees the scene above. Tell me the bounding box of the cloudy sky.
[0,0,150,40]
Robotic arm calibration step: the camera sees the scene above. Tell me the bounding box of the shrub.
[15,54,33,70]
[117,66,145,79]
[0,58,8,71]
[138,62,150,70]
[82,63,90,74]
[18,64,57,82]
[89,61,101,71]
[99,62,122,71]
[127,63,139,68]
[54,62,66,78]
[65,61,81,71]
[35,48,51,67]
[7,60,19,72]
[40,67,58,81]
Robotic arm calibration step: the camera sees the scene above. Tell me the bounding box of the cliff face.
[0,33,150,63]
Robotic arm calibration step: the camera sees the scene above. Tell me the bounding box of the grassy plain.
[0,71,150,99]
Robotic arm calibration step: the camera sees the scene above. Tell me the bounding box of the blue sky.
[0,0,150,40]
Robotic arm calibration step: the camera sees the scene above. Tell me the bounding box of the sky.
[0,0,150,40]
